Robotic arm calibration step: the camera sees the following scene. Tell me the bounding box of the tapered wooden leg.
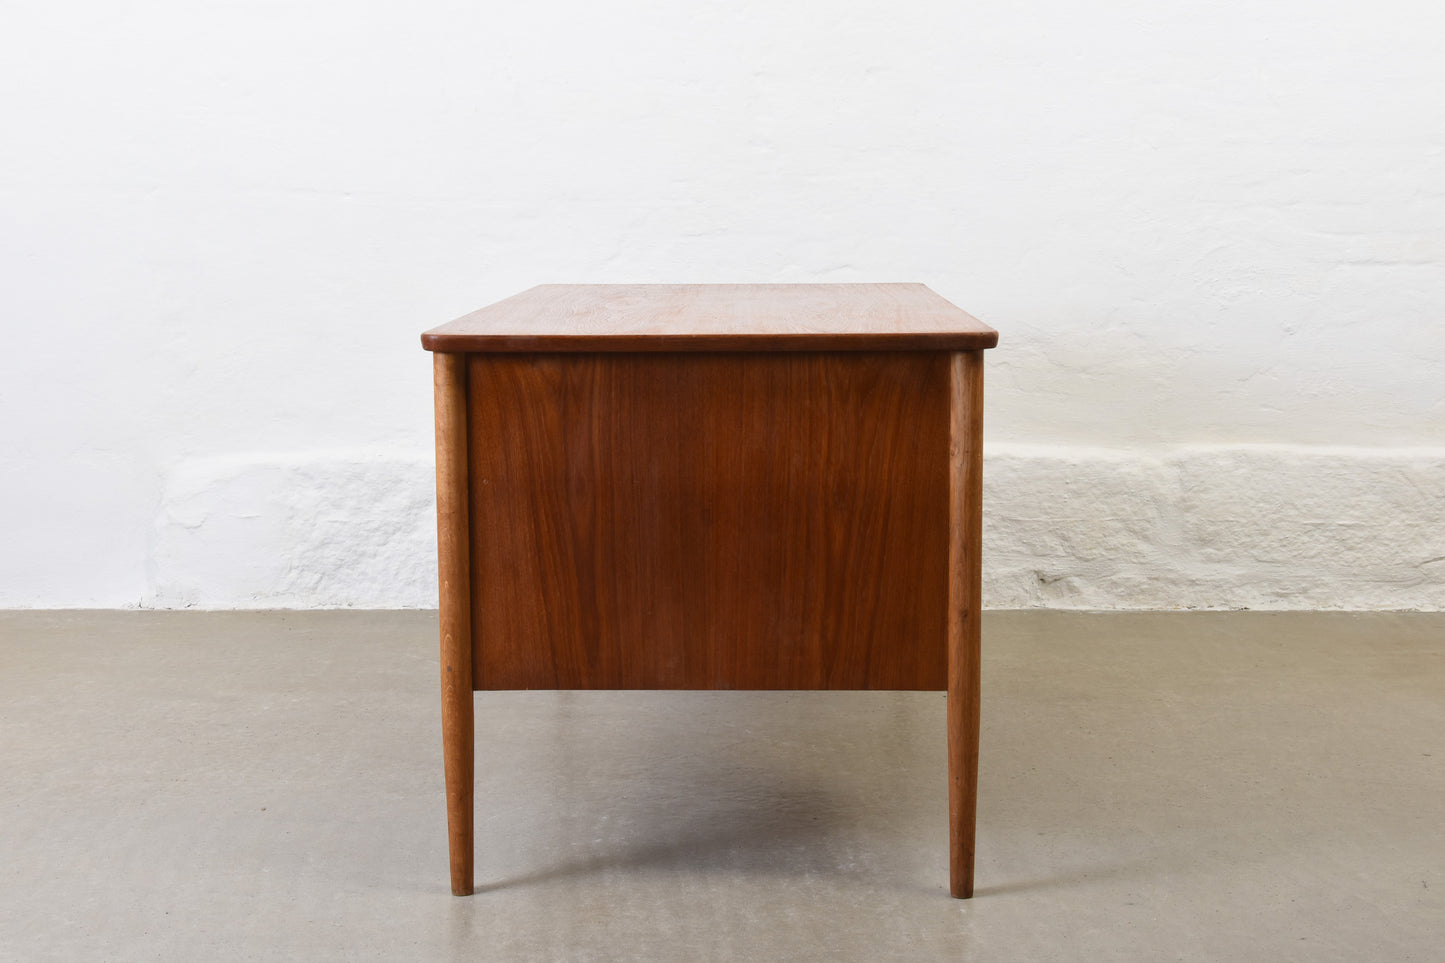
[947,350,984,899]
[434,352,474,896]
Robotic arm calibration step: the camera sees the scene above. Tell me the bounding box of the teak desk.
[422,283,997,898]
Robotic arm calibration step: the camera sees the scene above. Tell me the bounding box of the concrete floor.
[1,611,1441,961]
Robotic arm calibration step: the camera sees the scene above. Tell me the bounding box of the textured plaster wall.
[3,0,1443,609]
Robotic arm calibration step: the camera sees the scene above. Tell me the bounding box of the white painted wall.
[3,0,1442,609]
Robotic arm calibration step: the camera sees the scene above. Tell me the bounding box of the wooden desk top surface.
[421,283,997,353]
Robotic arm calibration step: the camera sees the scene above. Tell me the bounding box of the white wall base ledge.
[145,444,1445,611]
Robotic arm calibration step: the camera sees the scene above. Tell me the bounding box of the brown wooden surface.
[422,284,998,353]
[465,351,951,691]
[433,353,475,896]
[947,350,984,899]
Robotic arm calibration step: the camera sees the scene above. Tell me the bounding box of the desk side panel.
[467,351,949,691]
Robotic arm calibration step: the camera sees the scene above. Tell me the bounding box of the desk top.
[421,283,997,353]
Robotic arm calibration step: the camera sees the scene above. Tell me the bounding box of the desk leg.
[434,352,474,896]
[948,350,984,899]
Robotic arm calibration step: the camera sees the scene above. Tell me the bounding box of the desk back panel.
[465,351,950,691]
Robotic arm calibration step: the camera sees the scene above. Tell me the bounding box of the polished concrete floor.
[1,611,1441,961]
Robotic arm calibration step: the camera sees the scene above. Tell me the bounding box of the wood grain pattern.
[947,350,984,899]
[466,351,952,691]
[433,352,474,896]
[423,284,998,353]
